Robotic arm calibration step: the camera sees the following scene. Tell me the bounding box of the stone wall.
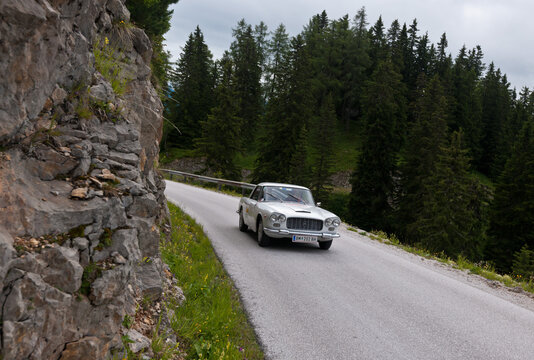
[0,0,171,358]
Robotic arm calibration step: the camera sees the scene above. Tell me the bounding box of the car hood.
[261,202,338,219]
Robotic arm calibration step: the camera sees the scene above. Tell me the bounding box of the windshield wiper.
[285,193,304,203]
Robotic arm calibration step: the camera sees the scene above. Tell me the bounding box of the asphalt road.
[165,181,534,360]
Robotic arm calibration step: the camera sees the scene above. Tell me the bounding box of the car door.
[245,186,262,227]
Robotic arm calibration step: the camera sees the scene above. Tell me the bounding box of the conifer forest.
[159,9,534,278]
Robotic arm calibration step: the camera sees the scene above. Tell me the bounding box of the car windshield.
[263,186,314,205]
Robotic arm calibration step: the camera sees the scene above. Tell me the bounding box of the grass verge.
[357,229,534,295]
[161,202,264,359]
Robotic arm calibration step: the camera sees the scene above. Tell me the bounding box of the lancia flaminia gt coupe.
[237,183,341,249]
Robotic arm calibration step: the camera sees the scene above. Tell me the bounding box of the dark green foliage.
[125,0,178,88]
[349,60,406,231]
[487,121,534,272]
[252,34,313,185]
[396,76,448,239]
[410,131,487,259]
[512,245,534,279]
[310,94,336,202]
[231,19,264,148]
[478,63,512,178]
[165,26,215,149]
[196,54,242,180]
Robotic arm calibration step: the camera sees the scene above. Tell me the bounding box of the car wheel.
[257,218,271,247]
[319,240,332,250]
[239,208,248,232]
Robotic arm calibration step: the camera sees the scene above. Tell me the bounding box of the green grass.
[160,148,200,165]
[93,37,129,96]
[161,202,264,360]
[330,126,361,173]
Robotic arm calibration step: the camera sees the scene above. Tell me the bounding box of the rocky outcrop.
[0,0,174,358]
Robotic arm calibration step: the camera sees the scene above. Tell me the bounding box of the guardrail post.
[170,173,173,180]
[217,184,221,191]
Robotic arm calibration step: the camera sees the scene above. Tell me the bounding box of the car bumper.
[263,228,340,241]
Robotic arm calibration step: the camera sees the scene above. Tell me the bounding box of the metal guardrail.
[160,169,256,195]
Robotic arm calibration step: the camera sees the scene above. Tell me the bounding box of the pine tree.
[310,94,336,202]
[196,54,241,180]
[511,245,534,279]
[478,63,512,178]
[486,120,534,272]
[411,131,486,259]
[251,35,313,184]
[231,19,264,148]
[395,76,448,239]
[349,60,406,231]
[166,26,214,148]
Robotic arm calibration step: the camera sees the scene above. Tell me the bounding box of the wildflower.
[104,37,109,45]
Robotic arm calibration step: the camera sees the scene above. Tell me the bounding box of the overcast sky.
[166,0,534,90]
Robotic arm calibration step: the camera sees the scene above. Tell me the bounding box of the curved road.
[165,181,534,360]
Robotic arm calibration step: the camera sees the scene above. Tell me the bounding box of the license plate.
[292,235,318,243]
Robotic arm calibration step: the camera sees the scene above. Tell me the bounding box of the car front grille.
[286,218,323,231]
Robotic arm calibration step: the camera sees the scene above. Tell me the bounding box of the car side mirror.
[316,202,321,207]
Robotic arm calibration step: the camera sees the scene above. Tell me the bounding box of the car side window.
[250,186,262,201]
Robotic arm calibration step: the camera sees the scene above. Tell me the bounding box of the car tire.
[257,218,271,247]
[319,240,332,250]
[239,208,248,232]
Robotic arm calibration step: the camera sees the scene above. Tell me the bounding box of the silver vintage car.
[237,182,341,249]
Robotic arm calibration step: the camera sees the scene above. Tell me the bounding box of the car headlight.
[325,217,340,227]
[269,213,286,223]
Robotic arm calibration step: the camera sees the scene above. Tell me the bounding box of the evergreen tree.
[310,94,336,202]
[486,120,534,272]
[451,46,483,164]
[252,35,313,184]
[349,60,406,231]
[166,26,214,148]
[231,19,264,148]
[411,131,486,259]
[511,245,534,279]
[265,24,291,99]
[479,63,512,178]
[395,76,448,239]
[196,54,241,179]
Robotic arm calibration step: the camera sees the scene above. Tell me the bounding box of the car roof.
[257,182,310,190]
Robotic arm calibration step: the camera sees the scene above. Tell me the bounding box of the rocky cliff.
[0,0,173,358]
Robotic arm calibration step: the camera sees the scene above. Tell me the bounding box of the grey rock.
[51,85,68,106]
[54,135,84,147]
[2,273,75,360]
[111,228,141,261]
[73,237,89,250]
[127,193,158,218]
[131,28,152,64]
[72,156,91,178]
[0,232,15,285]
[128,217,159,258]
[89,81,114,103]
[90,267,129,306]
[115,140,142,154]
[37,246,83,293]
[134,259,163,301]
[92,142,109,156]
[105,150,139,166]
[115,123,139,142]
[107,0,131,22]
[60,336,107,360]
[126,329,151,354]
[90,125,119,147]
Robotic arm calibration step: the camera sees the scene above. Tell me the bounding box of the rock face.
[0,0,170,358]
